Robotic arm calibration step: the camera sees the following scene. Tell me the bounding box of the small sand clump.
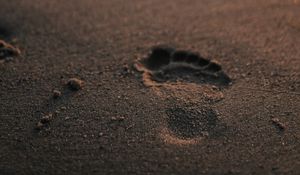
[40,113,53,124]
[53,90,61,98]
[67,78,84,90]
[35,113,53,130]
[111,116,125,122]
[271,118,286,130]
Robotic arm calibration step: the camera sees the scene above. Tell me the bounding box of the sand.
[0,0,300,174]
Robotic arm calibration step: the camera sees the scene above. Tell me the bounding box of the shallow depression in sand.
[134,45,231,87]
[166,107,218,139]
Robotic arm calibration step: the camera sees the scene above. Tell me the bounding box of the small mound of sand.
[53,90,62,98]
[35,113,53,130]
[67,78,84,90]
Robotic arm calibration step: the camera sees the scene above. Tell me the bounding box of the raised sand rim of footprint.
[0,39,20,63]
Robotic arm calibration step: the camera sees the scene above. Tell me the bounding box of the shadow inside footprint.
[0,21,15,41]
[166,107,218,139]
[0,27,11,40]
[139,46,231,87]
[142,46,174,70]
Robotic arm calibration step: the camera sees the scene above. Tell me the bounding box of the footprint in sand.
[167,108,214,139]
[134,45,231,101]
[0,23,20,63]
[0,40,20,62]
[135,45,230,87]
[134,45,231,145]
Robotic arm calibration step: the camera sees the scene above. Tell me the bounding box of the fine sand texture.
[0,0,300,174]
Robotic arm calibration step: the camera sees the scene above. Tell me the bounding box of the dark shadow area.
[139,45,231,87]
[0,20,15,41]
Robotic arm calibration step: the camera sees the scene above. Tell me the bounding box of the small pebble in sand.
[53,90,61,98]
[271,118,286,130]
[111,116,125,121]
[40,113,53,124]
[67,78,84,90]
[35,113,53,130]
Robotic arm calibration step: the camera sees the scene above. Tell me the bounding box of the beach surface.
[0,0,300,174]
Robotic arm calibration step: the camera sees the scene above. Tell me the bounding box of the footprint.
[0,39,20,62]
[134,45,231,87]
[159,106,230,145]
[0,21,20,62]
[166,107,217,139]
[134,45,232,145]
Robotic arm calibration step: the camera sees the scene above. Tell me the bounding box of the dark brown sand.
[0,0,300,174]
